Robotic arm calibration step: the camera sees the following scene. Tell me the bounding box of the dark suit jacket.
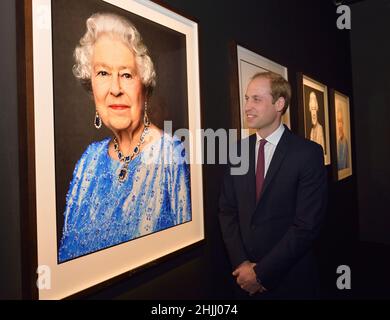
[219,126,327,299]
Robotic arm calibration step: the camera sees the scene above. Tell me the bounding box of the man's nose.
[244,99,252,111]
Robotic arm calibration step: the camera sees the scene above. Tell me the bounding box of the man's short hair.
[251,71,291,115]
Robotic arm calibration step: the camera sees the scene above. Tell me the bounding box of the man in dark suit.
[219,71,327,299]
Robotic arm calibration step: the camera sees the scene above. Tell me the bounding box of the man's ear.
[275,97,286,113]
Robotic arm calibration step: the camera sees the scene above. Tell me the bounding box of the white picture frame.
[30,0,204,299]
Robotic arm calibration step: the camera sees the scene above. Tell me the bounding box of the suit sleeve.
[218,163,248,269]
[254,143,327,290]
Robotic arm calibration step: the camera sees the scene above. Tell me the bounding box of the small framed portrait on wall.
[298,74,331,165]
[332,90,353,180]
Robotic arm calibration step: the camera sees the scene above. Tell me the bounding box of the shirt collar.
[256,123,285,146]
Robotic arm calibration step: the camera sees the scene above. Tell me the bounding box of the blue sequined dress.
[58,133,192,263]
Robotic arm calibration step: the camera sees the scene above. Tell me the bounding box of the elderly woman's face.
[309,92,319,126]
[91,35,144,132]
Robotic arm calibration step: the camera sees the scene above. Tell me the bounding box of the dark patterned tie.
[256,139,267,203]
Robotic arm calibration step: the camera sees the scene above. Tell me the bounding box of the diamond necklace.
[113,124,150,182]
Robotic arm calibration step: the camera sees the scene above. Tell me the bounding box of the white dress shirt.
[255,123,285,177]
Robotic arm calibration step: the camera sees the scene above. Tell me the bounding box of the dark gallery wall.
[0,0,362,299]
[349,0,390,298]
[351,0,390,246]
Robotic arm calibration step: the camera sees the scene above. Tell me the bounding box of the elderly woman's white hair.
[73,12,156,96]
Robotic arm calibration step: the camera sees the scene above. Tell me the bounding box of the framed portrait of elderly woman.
[230,43,291,139]
[330,90,353,181]
[20,0,204,299]
[298,73,331,166]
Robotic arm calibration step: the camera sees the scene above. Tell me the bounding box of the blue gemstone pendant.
[118,167,128,182]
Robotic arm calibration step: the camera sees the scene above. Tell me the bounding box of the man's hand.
[232,261,266,295]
